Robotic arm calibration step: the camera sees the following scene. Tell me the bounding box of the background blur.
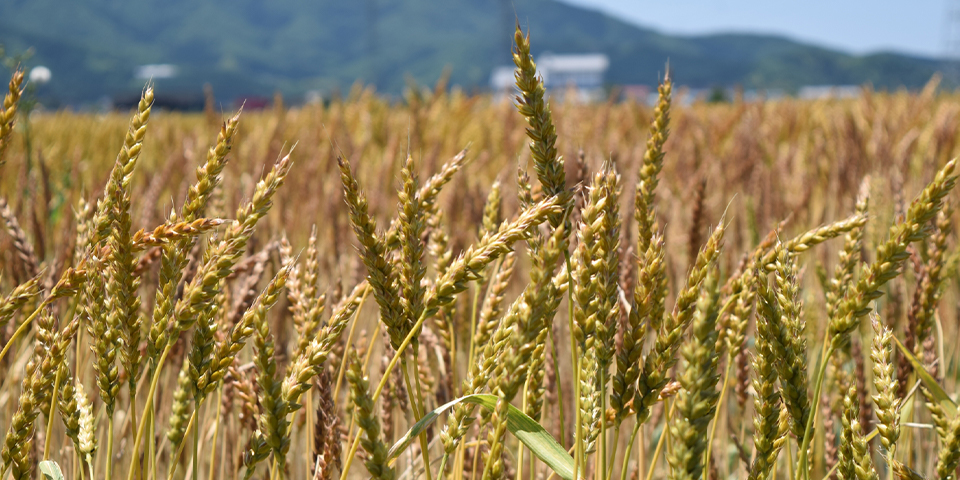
[1,0,957,108]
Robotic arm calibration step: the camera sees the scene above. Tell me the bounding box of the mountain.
[0,0,945,104]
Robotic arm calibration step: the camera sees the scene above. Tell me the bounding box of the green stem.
[466,277,485,370]
[339,412,364,480]
[620,421,642,480]
[305,388,314,477]
[193,396,204,480]
[600,372,608,480]
[105,415,115,480]
[465,258,503,408]
[457,446,467,480]
[440,257,503,480]
[470,443,481,480]
[149,403,157,480]
[797,342,834,480]
[218,410,228,480]
[704,357,734,475]
[75,325,85,479]
[457,443,468,480]
[43,366,63,460]
[438,453,451,479]
[447,310,459,412]
[363,321,382,370]
[519,381,529,480]
[342,277,491,480]
[210,386,223,480]
[607,423,621,480]
[885,443,898,480]
[787,436,795,480]
[563,250,583,479]
[550,329,566,448]
[166,411,197,480]
[130,387,139,480]
[127,346,172,480]
[403,357,435,480]
[644,399,675,480]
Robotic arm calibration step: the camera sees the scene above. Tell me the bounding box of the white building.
[797,85,861,100]
[490,53,610,101]
[490,66,516,93]
[134,64,178,80]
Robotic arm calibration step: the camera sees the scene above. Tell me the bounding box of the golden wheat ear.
[0,67,25,167]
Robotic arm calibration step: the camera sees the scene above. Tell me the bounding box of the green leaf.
[38,461,64,480]
[388,394,580,480]
[892,334,957,417]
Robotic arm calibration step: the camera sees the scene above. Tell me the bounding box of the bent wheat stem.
[0,300,51,365]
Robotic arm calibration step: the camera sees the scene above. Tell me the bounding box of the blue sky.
[559,0,949,57]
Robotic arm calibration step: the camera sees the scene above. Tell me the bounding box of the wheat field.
[0,27,959,480]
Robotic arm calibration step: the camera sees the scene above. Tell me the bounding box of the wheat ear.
[0,275,41,329]
[347,351,396,480]
[636,72,672,253]
[337,155,407,349]
[0,67,24,166]
[870,316,899,457]
[749,269,789,480]
[667,265,721,480]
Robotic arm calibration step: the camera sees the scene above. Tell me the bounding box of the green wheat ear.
[838,384,879,480]
[667,264,721,480]
[870,316,899,456]
[750,265,788,480]
[513,23,572,228]
[832,158,957,342]
[347,352,395,480]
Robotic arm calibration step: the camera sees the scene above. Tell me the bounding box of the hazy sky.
[560,0,951,57]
